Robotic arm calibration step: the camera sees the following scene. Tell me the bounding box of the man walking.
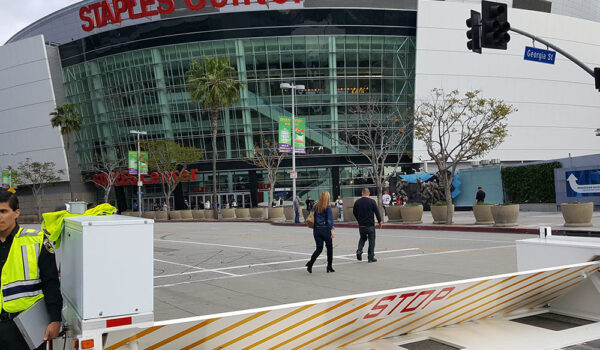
[476,186,486,203]
[293,196,300,223]
[353,188,382,262]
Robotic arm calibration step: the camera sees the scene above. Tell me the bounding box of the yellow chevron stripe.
[213,305,314,350]
[284,299,376,350]
[242,298,355,350]
[340,312,415,347]
[105,326,164,350]
[145,318,219,350]
[181,311,269,350]
[447,279,489,299]
[292,319,357,350]
[431,269,552,328]
[499,266,594,316]
[374,274,519,338]
[313,318,381,350]
[456,267,578,323]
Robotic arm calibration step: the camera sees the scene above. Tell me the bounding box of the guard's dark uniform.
[0,225,63,350]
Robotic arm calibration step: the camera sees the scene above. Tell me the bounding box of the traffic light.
[466,10,482,54]
[595,68,600,91]
[481,1,510,50]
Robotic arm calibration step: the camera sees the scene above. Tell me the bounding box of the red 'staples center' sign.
[80,0,302,32]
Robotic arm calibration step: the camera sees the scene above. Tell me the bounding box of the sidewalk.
[272,210,600,235]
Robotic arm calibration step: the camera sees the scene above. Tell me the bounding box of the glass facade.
[63,33,415,208]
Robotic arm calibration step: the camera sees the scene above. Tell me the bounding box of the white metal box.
[61,215,154,320]
[517,236,600,271]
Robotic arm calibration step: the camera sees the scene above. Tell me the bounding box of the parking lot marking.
[154,245,515,288]
[154,258,240,277]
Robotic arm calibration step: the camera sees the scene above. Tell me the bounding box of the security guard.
[0,189,62,350]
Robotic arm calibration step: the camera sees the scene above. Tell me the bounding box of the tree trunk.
[440,171,454,224]
[66,136,74,202]
[211,107,219,220]
[269,187,274,207]
[103,186,111,204]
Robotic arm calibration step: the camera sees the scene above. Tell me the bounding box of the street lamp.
[280,82,305,202]
[130,130,147,216]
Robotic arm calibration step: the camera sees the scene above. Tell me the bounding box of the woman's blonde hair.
[316,191,330,213]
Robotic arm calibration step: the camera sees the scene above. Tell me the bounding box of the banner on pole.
[278,117,305,154]
[129,151,149,175]
[1,170,9,189]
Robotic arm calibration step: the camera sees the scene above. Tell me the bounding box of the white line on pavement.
[154,245,514,288]
[155,238,314,256]
[154,258,239,276]
[154,248,421,279]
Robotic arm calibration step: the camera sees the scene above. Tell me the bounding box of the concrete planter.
[169,210,182,220]
[473,205,494,225]
[191,210,205,219]
[205,209,217,219]
[400,205,423,224]
[155,211,168,221]
[250,207,267,219]
[268,207,285,220]
[142,212,156,220]
[386,206,402,222]
[283,207,294,221]
[235,208,250,219]
[221,208,236,219]
[491,204,519,227]
[181,210,193,220]
[331,207,340,221]
[561,202,593,227]
[302,209,309,220]
[431,205,454,224]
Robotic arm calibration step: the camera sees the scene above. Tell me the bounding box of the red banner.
[80,0,302,31]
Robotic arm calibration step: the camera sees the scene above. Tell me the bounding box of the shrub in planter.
[431,202,454,224]
[400,203,423,224]
[561,202,593,227]
[490,203,519,227]
[472,202,494,225]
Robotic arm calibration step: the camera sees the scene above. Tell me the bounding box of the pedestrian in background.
[293,196,300,223]
[476,186,486,203]
[353,188,382,262]
[335,195,343,220]
[382,190,391,216]
[306,195,315,212]
[306,191,335,273]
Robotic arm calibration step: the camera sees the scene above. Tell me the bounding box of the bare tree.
[346,103,413,213]
[413,89,515,223]
[246,136,286,206]
[88,148,127,204]
[142,140,202,215]
[17,158,64,220]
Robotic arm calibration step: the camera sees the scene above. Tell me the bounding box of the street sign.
[137,181,143,187]
[290,171,297,179]
[524,46,556,64]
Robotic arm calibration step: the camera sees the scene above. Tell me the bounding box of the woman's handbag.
[306,209,315,228]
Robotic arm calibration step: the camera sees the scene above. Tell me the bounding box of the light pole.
[130,130,147,216]
[280,82,305,202]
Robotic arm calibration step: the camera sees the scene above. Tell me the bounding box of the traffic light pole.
[509,27,594,78]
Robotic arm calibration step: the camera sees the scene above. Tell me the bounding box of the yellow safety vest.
[0,227,44,313]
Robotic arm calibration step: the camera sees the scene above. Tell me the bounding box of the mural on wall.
[566,169,600,197]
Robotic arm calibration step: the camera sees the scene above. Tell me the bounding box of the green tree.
[186,57,241,219]
[50,103,83,201]
[413,89,515,223]
[142,140,202,215]
[17,158,64,221]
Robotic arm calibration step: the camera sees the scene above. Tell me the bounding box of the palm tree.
[50,103,83,201]
[186,57,241,219]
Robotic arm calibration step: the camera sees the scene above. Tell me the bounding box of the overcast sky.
[1,1,79,45]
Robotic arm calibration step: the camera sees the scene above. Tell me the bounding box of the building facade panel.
[414,0,600,163]
[0,36,69,182]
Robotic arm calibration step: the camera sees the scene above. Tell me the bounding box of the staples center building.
[1,0,599,212]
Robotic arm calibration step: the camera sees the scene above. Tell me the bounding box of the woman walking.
[306,191,335,273]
